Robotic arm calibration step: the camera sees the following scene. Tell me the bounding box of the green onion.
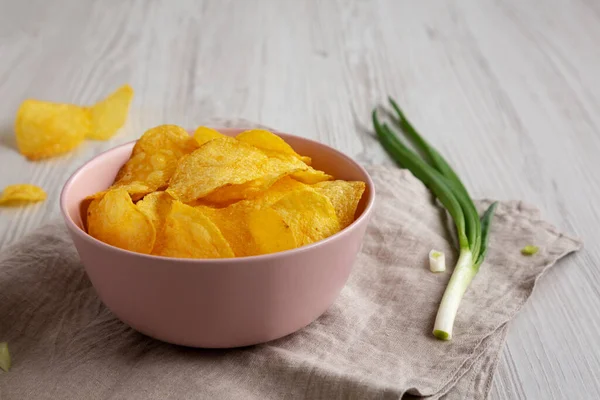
[0,342,10,372]
[373,99,498,340]
[429,250,446,272]
[521,245,539,256]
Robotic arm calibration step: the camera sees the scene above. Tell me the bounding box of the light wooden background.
[1,0,598,398]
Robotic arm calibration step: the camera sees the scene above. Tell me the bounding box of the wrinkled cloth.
[0,166,581,400]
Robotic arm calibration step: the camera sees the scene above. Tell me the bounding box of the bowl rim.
[60,128,376,264]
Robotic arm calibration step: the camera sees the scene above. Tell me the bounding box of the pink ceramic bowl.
[60,128,375,348]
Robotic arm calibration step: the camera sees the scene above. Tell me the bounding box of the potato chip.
[290,168,333,184]
[247,207,297,255]
[195,177,308,256]
[193,126,229,146]
[313,180,366,229]
[154,201,234,258]
[236,129,311,164]
[87,85,134,140]
[167,138,305,203]
[249,176,307,206]
[136,191,174,234]
[199,159,306,205]
[84,181,152,203]
[250,189,340,249]
[80,196,94,231]
[15,100,89,160]
[112,125,198,200]
[0,184,47,206]
[196,204,259,257]
[87,188,155,254]
[200,178,271,205]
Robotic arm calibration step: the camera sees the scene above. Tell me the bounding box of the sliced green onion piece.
[0,342,10,372]
[429,250,446,272]
[521,245,539,256]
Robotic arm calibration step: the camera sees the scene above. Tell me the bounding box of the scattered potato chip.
[193,126,229,146]
[15,85,134,160]
[112,125,198,200]
[15,100,89,160]
[250,189,340,248]
[0,184,47,206]
[87,188,155,254]
[154,201,234,258]
[167,138,305,203]
[236,129,311,164]
[313,180,366,229]
[87,84,134,140]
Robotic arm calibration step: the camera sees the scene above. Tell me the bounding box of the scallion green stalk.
[0,342,10,372]
[373,99,498,340]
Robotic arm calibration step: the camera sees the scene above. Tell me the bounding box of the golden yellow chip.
[167,138,305,203]
[291,167,333,184]
[84,181,151,203]
[15,100,89,160]
[201,153,315,204]
[200,178,270,205]
[0,184,47,206]
[196,204,259,257]
[111,125,198,200]
[249,189,340,249]
[236,129,311,164]
[195,177,308,256]
[193,126,229,146]
[87,188,155,254]
[248,207,297,255]
[87,84,134,140]
[249,176,307,206]
[136,191,174,235]
[154,201,234,258]
[313,180,366,229]
[200,161,305,204]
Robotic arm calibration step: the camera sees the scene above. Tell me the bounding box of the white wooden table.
[1,1,598,398]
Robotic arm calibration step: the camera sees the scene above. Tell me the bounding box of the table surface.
[1,0,598,398]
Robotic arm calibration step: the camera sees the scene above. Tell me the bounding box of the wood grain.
[1,0,598,398]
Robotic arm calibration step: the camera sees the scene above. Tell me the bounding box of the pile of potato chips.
[84,126,366,258]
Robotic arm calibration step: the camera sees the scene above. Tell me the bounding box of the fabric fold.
[0,165,581,400]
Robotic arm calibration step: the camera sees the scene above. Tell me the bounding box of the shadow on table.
[0,124,18,153]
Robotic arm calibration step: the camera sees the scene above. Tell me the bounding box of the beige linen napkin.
[0,165,581,399]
